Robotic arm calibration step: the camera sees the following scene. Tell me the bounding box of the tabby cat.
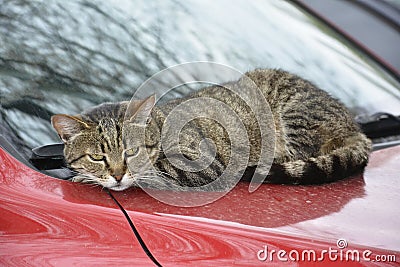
[51,69,371,191]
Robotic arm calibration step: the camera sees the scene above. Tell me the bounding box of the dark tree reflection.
[1,0,399,158]
[0,0,180,155]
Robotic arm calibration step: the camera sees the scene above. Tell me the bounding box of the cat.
[51,69,371,191]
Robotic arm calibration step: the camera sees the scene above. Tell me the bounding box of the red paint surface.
[0,149,154,266]
[1,145,399,266]
[112,146,400,266]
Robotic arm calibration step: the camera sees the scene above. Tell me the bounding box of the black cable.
[107,190,163,267]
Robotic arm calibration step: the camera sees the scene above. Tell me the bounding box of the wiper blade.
[30,143,74,180]
[356,112,400,139]
[30,143,65,170]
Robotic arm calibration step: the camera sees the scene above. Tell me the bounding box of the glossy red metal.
[0,149,155,266]
[112,146,400,266]
[1,145,399,266]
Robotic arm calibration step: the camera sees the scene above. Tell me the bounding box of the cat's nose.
[114,175,123,182]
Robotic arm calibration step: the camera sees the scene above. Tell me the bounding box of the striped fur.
[51,69,371,190]
[267,132,371,184]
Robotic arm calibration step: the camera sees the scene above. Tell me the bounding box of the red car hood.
[111,145,400,266]
[0,148,155,266]
[1,145,399,266]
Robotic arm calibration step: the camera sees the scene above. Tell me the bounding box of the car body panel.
[111,145,400,266]
[2,145,399,266]
[0,148,154,266]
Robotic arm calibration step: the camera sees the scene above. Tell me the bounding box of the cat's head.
[51,95,160,191]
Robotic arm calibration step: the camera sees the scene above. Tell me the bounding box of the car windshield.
[1,0,400,159]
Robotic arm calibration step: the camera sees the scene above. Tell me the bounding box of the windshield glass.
[1,0,400,157]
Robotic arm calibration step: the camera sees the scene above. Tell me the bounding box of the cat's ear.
[126,94,156,125]
[51,114,90,142]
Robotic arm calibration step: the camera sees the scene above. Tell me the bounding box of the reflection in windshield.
[1,0,400,156]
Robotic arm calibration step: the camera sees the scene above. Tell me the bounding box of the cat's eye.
[125,147,140,158]
[88,154,105,161]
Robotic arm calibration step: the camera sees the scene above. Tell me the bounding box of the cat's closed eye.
[88,154,105,162]
[124,147,140,158]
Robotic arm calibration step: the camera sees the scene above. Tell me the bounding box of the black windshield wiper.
[357,112,400,139]
[30,143,65,170]
[30,143,74,180]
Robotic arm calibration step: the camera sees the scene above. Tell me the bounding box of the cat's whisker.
[141,169,173,178]
[72,172,101,185]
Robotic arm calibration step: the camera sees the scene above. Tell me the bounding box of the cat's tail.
[267,132,372,184]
